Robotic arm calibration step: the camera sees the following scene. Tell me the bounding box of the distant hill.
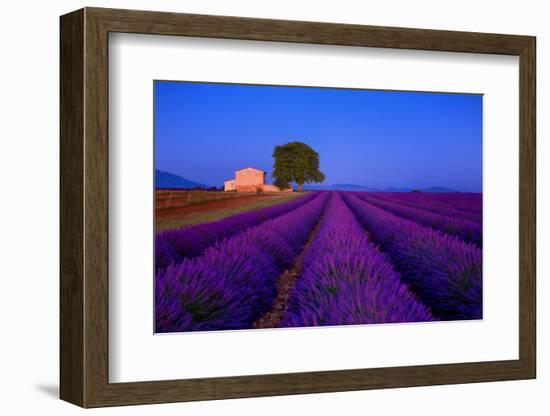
[332,184,381,191]
[301,183,458,193]
[419,186,458,193]
[301,183,378,191]
[386,186,458,193]
[155,170,208,189]
[385,187,413,193]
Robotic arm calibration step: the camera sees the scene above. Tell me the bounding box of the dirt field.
[155,191,304,232]
[156,189,246,209]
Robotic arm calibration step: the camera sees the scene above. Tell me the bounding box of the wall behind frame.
[0,0,545,415]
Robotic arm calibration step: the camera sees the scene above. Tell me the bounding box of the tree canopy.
[272,141,325,191]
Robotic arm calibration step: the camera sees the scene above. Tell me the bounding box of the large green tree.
[272,141,325,192]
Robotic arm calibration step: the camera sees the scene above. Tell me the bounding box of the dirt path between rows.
[253,208,327,329]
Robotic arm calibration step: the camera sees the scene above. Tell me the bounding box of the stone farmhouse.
[224,167,292,193]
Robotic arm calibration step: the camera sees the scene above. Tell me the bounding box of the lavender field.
[155,190,482,333]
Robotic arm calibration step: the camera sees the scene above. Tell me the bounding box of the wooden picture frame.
[60,7,536,408]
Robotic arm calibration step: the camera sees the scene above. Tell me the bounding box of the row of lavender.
[155,192,330,332]
[368,192,482,223]
[283,193,433,327]
[343,193,482,320]
[155,191,319,271]
[155,189,482,332]
[353,192,482,247]
[381,191,482,215]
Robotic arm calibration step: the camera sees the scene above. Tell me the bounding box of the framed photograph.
[60,7,536,408]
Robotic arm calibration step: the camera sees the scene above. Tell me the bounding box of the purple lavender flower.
[354,193,482,247]
[283,193,434,327]
[342,192,482,321]
[155,192,330,332]
[155,192,319,272]
[368,192,482,223]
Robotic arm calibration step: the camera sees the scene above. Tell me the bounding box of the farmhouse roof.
[236,167,266,173]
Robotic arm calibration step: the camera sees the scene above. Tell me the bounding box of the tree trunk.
[297,183,303,192]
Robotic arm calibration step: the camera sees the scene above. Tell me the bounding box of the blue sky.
[154,81,482,192]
